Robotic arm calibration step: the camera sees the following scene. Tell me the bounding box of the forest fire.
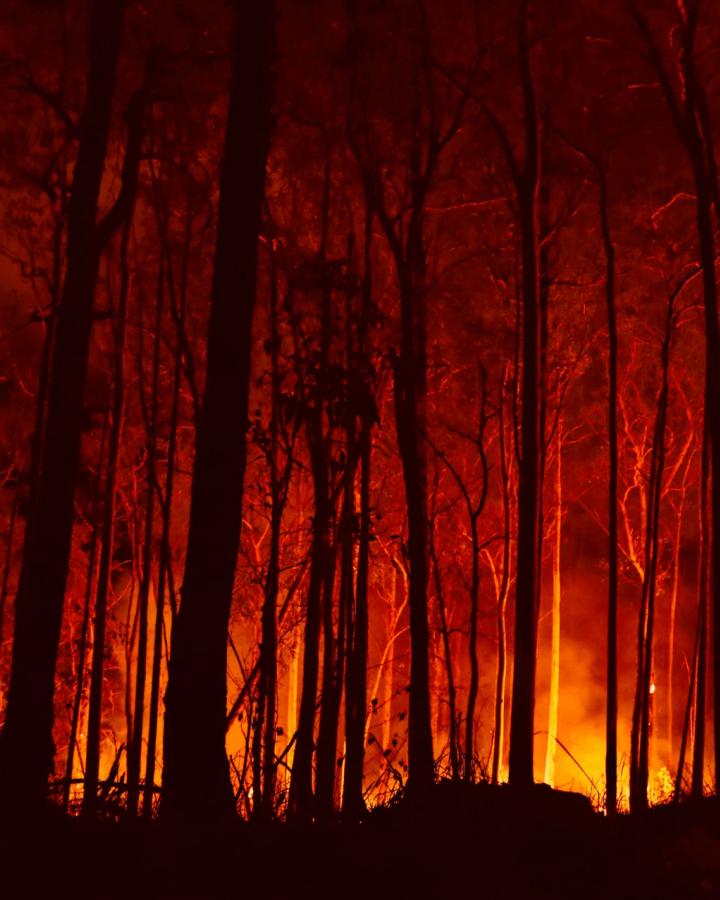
[3,0,720,896]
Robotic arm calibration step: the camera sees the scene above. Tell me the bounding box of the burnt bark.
[633,0,720,800]
[126,240,165,816]
[692,423,709,799]
[492,371,512,785]
[0,0,127,811]
[629,291,673,812]
[161,2,275,820]
[508,0,542,789]
[143,187,192,816]
[429,496,460,782]
[83,216,132,816]
[63,418,107,812]
[600,166,619,816]
[342,215,374,820]
[287,403,333,820]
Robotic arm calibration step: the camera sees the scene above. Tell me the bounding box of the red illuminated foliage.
[1,0,720,829]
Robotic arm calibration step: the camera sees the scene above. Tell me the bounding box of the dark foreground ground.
[2,782,720,899]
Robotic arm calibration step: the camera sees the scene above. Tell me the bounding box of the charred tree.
[0,0,131,811]
[63,417,107,812]
[428,362,489,781]
[287,163,340,822]
[143,178,193,816]
[251,240,300,820]
[342,210,375,820]
[492,370,513,785]
[83,217,133,816]
[126,248,164,816]
[633,0,720,796]
[543,420,562,788]
[346,2,471,794]
[505,0,543,789]
[161,2,275,820]
[600,162,619,817]
[429,484,460,782]
[312,166,344,820]
[629,283,675,811]
[692,422,709,799]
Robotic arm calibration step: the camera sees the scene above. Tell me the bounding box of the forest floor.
[2,781,720,898]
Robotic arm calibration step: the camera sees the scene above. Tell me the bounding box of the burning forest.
[2,0,720,896]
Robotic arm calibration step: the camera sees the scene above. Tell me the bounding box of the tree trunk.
[492,372,512,785]
[464,513,481,782]
[127,247,165,816]
[342,213,374,820]
[0,0,126,811]
[674,597,700,799]
[142,199,191,816]
[508,0,542,790]
[634,3,720,804]
[83,217,132,815]
[161,2,275,820]
[63,418,107,812]
[288,424,331,820]
[543,422,562,787]
[630,293,672,812]
[666,472,688,768]
[429,509,459,781]
[343,422,371,818]
[597,165,619,815]
[252,251,290,820]
[315,486,345,820]
[692,424,709,799]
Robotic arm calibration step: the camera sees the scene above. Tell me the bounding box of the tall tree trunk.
[286,637,300,781]
[633,1,720,802]
[161,2,275,820]
[392,146,434,790]
[666,468,688,768]
[127,249,165,816]
[508,0,542,789]
[289,159,337,821]
[83,218,132,815]
[342,213,374,820]
[464,515,481,782]
[492,372,512,785]
[315,486,345,819]
[674,596,701,799]
[343,421,371,817]
[142,196,191,816]
[544,422,562,787]
[27,169,67,526]
[598,164,619,815]
[392,285,434,793]
[382,561,403,756]
[288,422,331,820]
[429,509,459,781]
[255,500,280,819]
[690,158,720,805]
[692,423,709,799]
[630,295,672,812]
[63,417,107,812]
[252,248,292,820]
[0,0,126,810]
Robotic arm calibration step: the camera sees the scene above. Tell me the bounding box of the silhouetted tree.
[0,0,131,811]
[161,1,275,820]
